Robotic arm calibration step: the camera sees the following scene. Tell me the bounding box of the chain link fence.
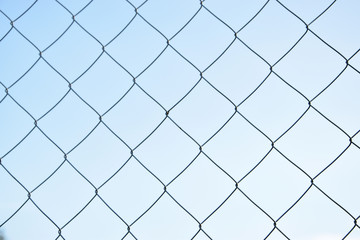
[1,0,360,239]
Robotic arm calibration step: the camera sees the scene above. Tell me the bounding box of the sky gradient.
[1,0,360,239]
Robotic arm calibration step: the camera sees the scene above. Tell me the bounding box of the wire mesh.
[1,0,360,239]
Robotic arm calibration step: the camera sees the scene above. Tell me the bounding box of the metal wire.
[1,0,360,239]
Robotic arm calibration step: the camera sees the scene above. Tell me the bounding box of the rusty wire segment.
[1,0,360,239]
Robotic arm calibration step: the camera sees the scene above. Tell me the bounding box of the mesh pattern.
[1,0,360,239]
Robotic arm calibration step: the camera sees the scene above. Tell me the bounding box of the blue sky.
[1,0,360,239]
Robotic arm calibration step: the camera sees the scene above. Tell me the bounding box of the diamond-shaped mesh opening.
[239,150,310,219]
[313,68,360,136]
[37,91,99,152]
[238,74,307,140]
[131,194,199,240]
[105,16,166,77]
[276,108,349,177]
[14,0,72,50]
[102,86,164,148]
[1,202,59,240]
[204,40,269,104]
[67,124,130,187]
[2,129,63,191]
[168,154,234,221]
[310,0,360,58]
[138,0,199,38]
[31,162,94,227]
[203,190,273,239]
[135,119,199,184]
[9,60,68,119]
[237,0,305,64]
[62,197,128,240]
[42,23,102,81]
[171,8,234,71]
[279,187,354,240]
[203,114,271,180]
[98,157,163,224]
[315,145,360,216]
[76,0,134,44]
[1,1,360,239]
[72,54,133,114]
[170,80,234,144]
[136,47,199,109]
[274,32,346,99]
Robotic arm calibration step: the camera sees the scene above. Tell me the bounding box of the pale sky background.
[1,0,360,239]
